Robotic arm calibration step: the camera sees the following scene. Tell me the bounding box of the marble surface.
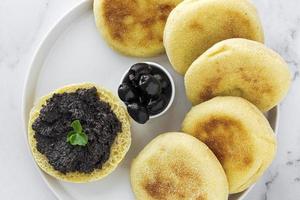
[0,0,299,199]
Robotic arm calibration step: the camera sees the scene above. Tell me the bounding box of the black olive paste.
[32,87,122,174]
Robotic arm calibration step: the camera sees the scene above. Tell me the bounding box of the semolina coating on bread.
[182,97,277,193]
[131,132,229,200]
[184,38,291,112]
[94,0,182,57]
[164,0,264,74]
[28,83,131,183]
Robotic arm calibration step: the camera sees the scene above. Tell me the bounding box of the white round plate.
[22,0,279,199]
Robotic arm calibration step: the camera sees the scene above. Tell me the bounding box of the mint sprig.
[67,120,88,146]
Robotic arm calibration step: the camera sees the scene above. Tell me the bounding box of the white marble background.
[0,0,299,199]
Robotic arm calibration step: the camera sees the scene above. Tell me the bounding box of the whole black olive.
[153,74,169,89]
[127,103,149,124]
[130,63,152,76]
[118,83,137,102]
[127,63,153,84]
[139,74,161,97]
[147,95,168,115]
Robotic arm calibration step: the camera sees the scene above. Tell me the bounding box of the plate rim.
[21,0,280,199]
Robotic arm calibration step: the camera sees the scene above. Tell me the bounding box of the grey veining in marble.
[0,0,299,199]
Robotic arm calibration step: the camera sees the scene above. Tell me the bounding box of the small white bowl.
[120,61,175,119]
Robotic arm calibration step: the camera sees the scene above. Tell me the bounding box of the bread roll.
[131,132,228,199]
[164,0,264,74]
[182,97,277,193]
[94,0,182,57]
[185,38,291,112]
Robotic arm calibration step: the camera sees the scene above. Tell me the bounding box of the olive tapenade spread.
[32,87,122,174]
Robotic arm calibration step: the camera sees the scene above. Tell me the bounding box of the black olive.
[118,83,137,102]
[128,63,153,84]
[128,73,136,82]
[127,103,149,124]
[130,63,152,76]
[126,71,138,88]
[153,74,169,89]
[139,74,161,97]
[147,95,168,115]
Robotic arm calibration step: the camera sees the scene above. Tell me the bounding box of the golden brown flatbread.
[184,38,291,112]
[94,0,182,57]
[164,0,264,74]
[182,97,277,193]
[131,132,228,199]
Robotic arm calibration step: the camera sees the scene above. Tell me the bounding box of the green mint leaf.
[67,134,77,144]
[71,120,82,133]
[67,120,88,146]
[67,131,76,141]
[77,132,88,146]
[68,133,88,146]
